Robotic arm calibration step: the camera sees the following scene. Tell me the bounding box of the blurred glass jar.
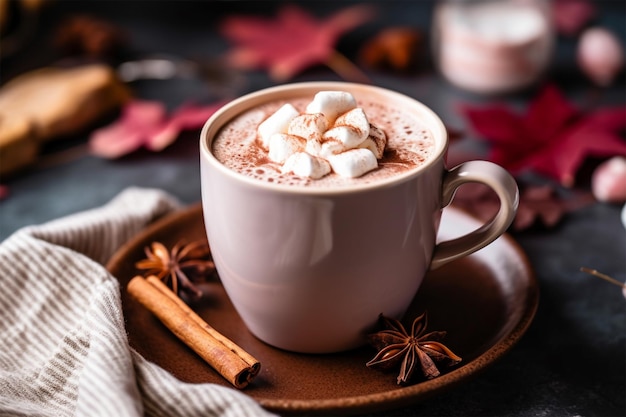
[432,0,554,94]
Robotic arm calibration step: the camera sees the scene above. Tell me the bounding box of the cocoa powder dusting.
[212,96,435,188]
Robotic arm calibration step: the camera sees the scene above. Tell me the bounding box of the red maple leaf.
[90,100,222,159]
[552,0,596,36]
[461,85,626,186]
[220,4,374,81]
[0,184,9,201]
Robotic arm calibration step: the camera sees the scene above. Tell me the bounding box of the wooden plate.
[107,203,538,415]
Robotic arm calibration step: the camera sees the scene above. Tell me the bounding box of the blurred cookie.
[0,116,37,176]
[0,64,129,175]
[0,64,129,141]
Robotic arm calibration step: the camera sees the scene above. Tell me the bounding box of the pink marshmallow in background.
[592,156,626,203]
[577,27,624,86]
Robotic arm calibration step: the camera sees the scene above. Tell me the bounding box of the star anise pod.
[366,313,462,385]
[135,240,216,299]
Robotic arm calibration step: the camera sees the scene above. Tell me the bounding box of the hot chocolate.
[200,82,519,352]
[211,93,435,188]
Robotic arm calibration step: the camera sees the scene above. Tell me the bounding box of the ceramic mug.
[200,82,518,353]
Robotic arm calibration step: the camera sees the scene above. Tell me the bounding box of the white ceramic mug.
[200,82,518,353]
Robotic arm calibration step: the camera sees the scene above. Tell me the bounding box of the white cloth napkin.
[0,188,276,417]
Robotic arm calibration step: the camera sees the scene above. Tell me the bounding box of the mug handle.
[430,160,519,270]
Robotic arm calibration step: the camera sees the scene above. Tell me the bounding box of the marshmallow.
[305,136,322,156]
[268,133,306,163]
[327,148,378,178]
[334,108,370,138]
[322,107,370,149]
[287,113,328,141]
[305,91,357,123]
[358,124,387,159]
[323,126,365,150]
[592,156,626,203]
[257,103,299,149]
[258,91,389,180]
[282,152,331,179]
[319,139,344,158]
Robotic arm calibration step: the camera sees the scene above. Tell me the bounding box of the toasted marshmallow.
[268,133,306,163]
[327,148,378,178]
[282,152,331,179]
[287,113,328,141]
[358,124,387,159]
[257,103,299,149]
[305,91,357,123]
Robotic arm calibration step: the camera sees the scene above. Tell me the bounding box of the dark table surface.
[1,1,625,416]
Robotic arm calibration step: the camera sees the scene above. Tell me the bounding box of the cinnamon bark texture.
[127,275,260,388]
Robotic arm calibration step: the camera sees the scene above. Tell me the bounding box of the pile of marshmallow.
[257,91,387,179]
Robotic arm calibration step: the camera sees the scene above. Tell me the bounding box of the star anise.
[135,240,216,299]
[366,313,462,385]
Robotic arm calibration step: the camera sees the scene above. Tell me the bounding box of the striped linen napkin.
[0,188,276,417]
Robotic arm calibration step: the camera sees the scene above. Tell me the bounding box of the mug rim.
[200,81,448,195]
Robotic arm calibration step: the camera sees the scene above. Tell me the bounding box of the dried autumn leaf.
[460,84,626,187]
[220,4,374,81]
[0,184,9,201]
[54,14,127,59]
[89,100,222,158]
[552,0,596,36]
[359,27,423,73]
[452,183,594,231]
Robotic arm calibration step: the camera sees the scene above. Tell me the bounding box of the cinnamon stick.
[145,276,260,369]
[127,275,260,388]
